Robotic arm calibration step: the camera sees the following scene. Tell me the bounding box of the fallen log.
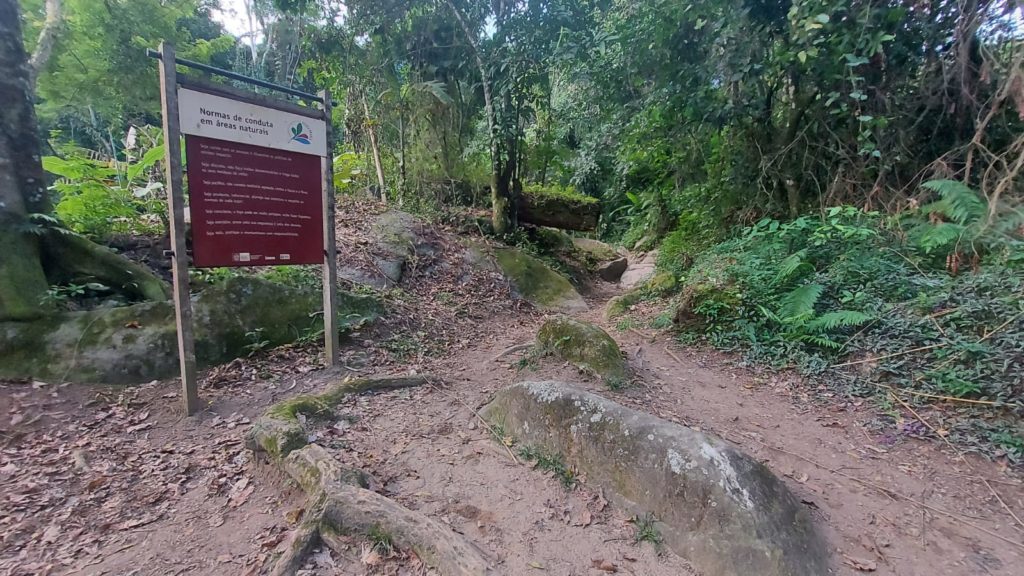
[516,188,599,231]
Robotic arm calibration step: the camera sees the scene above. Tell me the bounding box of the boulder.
[619,250,658,289]
[536,317,628,387]
[571,238,620,262]
[0,276,381,385]
[596,257,628,282]
[482,382,831,576]
[340,210,440,287]
[467,243,587,312]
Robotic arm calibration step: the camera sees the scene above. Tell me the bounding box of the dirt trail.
[3,268,1023,575]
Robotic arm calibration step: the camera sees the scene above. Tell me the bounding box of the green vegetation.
[366,525,396,557]
[517,445,578,489]
[663,200,1023,460]
[4,0,1021,459]
[630,513,663,547]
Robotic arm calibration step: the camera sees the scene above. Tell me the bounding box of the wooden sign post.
[155,42,337,416]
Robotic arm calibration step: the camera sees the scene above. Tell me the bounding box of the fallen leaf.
[41,525,61,544]
[260,532,286,549]
[361,545,382,566]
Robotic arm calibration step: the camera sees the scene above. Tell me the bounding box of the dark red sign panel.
[184,135,323,267]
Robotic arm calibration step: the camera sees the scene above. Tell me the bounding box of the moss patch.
[536,317,629,387]
[492,247,587,312]
[0,276,383,385]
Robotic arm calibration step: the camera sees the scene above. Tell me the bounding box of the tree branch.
[28,0,62,88]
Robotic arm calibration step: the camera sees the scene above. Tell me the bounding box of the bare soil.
[2,223,1023,575]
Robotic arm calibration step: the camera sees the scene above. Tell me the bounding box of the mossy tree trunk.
[0,0,52,320]
[0,0,170,322]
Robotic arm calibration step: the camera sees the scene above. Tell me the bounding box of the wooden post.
[158,42,200,415]
[320,89,339,367]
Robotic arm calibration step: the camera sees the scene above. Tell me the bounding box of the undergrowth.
[657,191,1024,463]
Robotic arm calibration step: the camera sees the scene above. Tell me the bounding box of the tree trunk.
[0,0,51,320]
[446,0,511,235]
[361,91,387,203]
[28,0,61,88]
[398,110,406,196]
[1,0,170,321]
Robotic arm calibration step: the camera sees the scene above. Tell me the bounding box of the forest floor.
[2,211,1023,575]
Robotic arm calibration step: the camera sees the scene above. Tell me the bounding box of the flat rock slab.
[619,250,658,289]
[481,381,831,576]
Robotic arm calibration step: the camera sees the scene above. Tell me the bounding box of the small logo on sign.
[289,122,311,145]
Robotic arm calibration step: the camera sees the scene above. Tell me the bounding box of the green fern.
[778,283,824,321]
[920,179,986,225]
[798,334,843,349]
[915,221,966,254]
[805,310,872,332]
[773,250,812,284]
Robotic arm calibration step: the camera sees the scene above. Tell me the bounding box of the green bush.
[671,205,1023,460]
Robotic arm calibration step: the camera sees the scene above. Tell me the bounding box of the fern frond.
[914,222,965,253]
[921,179,986,225]
[798,334,843,349]
[779,283,823,321]
[758,304,782,324]
[805,310,872,332]
[773,250,811,284]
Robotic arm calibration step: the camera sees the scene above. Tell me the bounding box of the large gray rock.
[340,210,441,287]
[466,242,587,312]
[0,277,381,385]
[482,382,831,576]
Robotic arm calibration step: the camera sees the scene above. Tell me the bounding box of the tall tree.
[1,0,169,322]
[0,0,51,319]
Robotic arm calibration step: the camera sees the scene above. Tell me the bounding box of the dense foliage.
[14,0,1023,454]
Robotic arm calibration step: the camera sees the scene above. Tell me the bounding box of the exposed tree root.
[39,230,171,303]
[248,375,493,575]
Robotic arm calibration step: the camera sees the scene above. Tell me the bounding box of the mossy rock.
[490,247,587,312]
[645,271,678,294]
[537,317,628,387]
[604,271,677,320]
[674,254,741,329]
[0,276,382,385]
[571,238,619,262]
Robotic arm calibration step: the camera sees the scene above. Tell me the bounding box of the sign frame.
[156,42,338,415]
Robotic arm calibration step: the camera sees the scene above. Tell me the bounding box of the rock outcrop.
[0,276,381,384]
[482,382,831,576]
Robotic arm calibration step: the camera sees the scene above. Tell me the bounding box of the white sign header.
[177,88,327,157]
